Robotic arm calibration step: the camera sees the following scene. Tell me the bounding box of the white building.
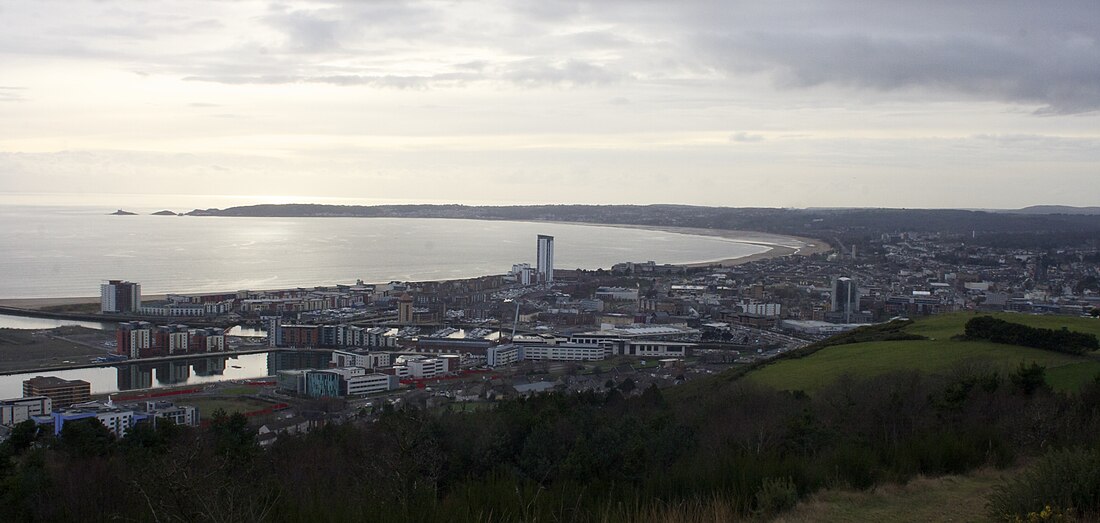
[741,302,782,317]
[50,402,138,438]
[138,303,206,317]
[521,343,606,362]
[331,350,391,369]
[0,396,52,426]
[345,373,399,395]
[409,358,447,379]
[536,235,554,284]
[570,324,697,347]
[487,344,523,367]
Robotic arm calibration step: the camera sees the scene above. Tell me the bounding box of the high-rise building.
[831,277,860,323]
[536,235,554,285]
[100,280,141,313]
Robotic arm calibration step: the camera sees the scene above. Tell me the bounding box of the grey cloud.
[704,31,1100,115]
[264,9,340,53]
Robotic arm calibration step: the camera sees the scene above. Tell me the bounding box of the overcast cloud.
[0,0,1097,208]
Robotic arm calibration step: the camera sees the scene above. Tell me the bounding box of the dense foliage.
[2,361,1100,522]
[988,447,1100,520]
[964,316,1100,355]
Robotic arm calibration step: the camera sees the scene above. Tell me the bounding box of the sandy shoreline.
[585,223,830,267]
[0,295,167,311]
[0,223,829,310]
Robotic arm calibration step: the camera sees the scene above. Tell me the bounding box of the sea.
[0,204,781,299]
[0,202,790,395]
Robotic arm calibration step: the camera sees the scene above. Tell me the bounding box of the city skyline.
[1,1,1098,209]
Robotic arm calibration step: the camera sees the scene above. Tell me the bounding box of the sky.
[1,0,1098,210]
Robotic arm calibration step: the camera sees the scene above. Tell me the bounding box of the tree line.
[964,315,1099,355]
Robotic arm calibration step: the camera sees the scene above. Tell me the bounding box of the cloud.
[263,8,340,53]
[504,59,627,87]
[183,72,479,89]
[699,25,1100,114]
[730,132,764,143]
[0,86,27,102]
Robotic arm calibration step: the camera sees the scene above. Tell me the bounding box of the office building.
[536,234,554,285]
[141,401,199,427]
[23,376,91,407]
[100,280,141,313]
[521,343,606,362]
[48,402,141,438]
[0,396,52,426]
[487,344,523,367]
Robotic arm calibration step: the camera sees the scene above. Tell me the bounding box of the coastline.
[0,221,828,310]
[574,223,829,266]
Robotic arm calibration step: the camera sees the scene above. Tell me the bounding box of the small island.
[109,209,136,216]
[151,210,180,216]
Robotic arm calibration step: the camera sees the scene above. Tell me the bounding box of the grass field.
[182,396,270,416]
[0,327,107,372]
[746,313,1100,393]
[772,468,1010,522]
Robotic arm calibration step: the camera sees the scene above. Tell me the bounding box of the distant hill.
[741,313,1100,393]
[185,204,1100,249]
[1007,205,1100,215]
[109,209,136,216]
[151,210,179,216]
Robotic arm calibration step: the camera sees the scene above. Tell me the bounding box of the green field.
[746,313,1100,393]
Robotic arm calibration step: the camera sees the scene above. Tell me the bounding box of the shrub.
[754,476,799,516]
[987,447,1100,520]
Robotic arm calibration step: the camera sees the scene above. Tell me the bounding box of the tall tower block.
[536,235,554,285]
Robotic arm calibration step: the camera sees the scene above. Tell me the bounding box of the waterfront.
[0,314,110,330]
[0,350,331,398]
[0,206,784,299]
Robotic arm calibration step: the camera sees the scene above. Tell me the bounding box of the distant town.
[2,221,1097,446]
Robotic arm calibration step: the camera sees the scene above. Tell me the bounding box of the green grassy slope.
[745,313,1100,393]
